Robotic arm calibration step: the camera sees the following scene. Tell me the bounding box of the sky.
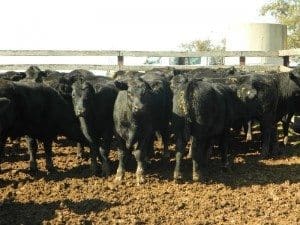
[0,0,276,51]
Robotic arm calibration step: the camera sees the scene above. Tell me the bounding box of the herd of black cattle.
[0,65,299,184]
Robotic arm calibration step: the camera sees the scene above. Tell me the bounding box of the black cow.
[0,79,85,173]
[113,76,172,184]
[282,114,299,146]
[169,73,248,160]
[140,71,173,158]
[175,66,238,81]
[0,66,46,153]
[71,77,118,176]
[0,71,26,81]
[275,68,300,147]
[202,75,253,141]
[203,71,300,149]
[170,75,191,162]
[24,66,47,82]
[20,67,85,159]
[236,68,300,158]
[172,80,247,181]
[112,70,144,80]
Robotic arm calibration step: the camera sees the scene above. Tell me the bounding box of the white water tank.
[225,23,287,65]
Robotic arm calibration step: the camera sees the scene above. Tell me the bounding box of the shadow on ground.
[0,198,118,224]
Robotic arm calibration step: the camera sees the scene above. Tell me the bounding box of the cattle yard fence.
[0,49,299,72]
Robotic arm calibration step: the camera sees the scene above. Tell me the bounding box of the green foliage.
[260,0,300,48]
[180,39,226,65]
[180,39,213,51]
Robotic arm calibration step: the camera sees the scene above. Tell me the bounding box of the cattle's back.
[141,73,172,124]
[113,90,133,139]
[185,81,227,134]
[4,82,76,138]
[93,83,118,130]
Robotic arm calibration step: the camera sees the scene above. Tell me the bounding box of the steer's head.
[115,78,152,115]
[288,67,300,88]
[25,66,47,83]
[71,80,95,117]
[170,74,188,92]
[237,85,257,101]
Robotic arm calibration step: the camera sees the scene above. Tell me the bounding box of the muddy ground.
[0,129,299,225]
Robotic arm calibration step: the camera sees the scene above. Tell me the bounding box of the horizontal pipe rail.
[0,49,298,72]
[0,64,285,72]
[0,50,284,57]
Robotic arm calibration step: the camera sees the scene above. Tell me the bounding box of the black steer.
[0,79,84,173]
[236,68,300,158]
[71,78,118,176]
[173,80,247,181]
[113,77,171,184]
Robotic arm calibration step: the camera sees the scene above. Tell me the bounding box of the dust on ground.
[0,130,299,225]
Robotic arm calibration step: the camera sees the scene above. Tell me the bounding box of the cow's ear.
[26,66,40,78]
[228,66,236,75]
[82,82,95,94]
[25,66,35,77]
[114,81,128,90]
[0,97,11,113]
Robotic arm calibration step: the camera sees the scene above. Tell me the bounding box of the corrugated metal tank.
[225,23,287,65]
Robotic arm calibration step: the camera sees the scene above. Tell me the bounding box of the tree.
[180,39,213,51]
[179,39,226,65]
[260,0,300,48]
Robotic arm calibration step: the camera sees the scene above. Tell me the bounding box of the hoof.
[260,151,270,159]
[101,163,111,177]
[46,167,57,175]
[136,175,145,185]
[76,153,83,160]
[221,163,233,173]
[283,136,289,146]
[114,170,125,183]
[193,170,207,182]
[246,133,252,142]
[173,171,183,181]
[186,153,192,159]
[114,176,123,183]
[145,156,152,166]
[90,163,101,176]
[271,142,280,155]
[273,147,284,157]
[28,167,38,176]
[136,170,145,185]
[271,149,280,157]
[192,170,201,182]
[29,162,38,173]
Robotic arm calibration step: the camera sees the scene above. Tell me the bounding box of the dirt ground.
[0,130,299,225]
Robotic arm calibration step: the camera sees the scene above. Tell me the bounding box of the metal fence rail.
[0,49,298,72]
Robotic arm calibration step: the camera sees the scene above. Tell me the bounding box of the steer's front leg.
[26,136,38,173]
[174,133,185,181]
[43,139,56,174]
[115,137,126,182]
